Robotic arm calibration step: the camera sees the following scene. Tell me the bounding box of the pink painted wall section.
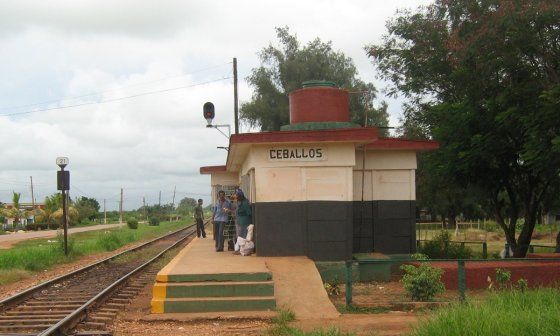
[289,87,349,124]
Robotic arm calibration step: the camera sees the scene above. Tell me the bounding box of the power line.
[1,76,233,117]
[0,62,233,112]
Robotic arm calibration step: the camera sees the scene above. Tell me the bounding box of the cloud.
[0,0,430,209]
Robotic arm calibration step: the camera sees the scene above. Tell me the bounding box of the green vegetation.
[401,262,445,301]
[272,308,296,324]
[419,231,473,259]
[127,218,139,229]
[0,220,192,285]
[241,26,388,132]
[371,0,560,257]
[409,289,560,336]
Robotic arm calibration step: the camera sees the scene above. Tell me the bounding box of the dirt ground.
[0,223,125,249]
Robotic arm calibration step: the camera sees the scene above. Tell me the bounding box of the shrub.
[48,222,60,230]
[324,282,341,296]
[419,231,473,259]
[401,263,445,301]
[127,219,139,229]
[54,231,75,256]
[516,279,528,292]
[149,217,160,226]
[97,232,123,251]
[495,268,511,289]
[25,223,38,231]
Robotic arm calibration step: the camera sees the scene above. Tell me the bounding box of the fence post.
[345,261,353,307]
[482,242,488,259]
[458,260,466,301]
[504,243,510,259]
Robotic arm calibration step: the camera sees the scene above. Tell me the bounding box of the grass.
[0,220,192,285]
[336,304,390,314]
[266,308,356,336]
[408,288,560,336]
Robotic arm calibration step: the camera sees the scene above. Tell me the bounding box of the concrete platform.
[151,236,339,319]
[152,236,275,314]
[155,236,271,283]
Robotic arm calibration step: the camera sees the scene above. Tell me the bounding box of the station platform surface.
[152,235,339,319]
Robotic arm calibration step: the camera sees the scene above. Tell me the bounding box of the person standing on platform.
[212,190,232,252]
[194,198,206,238]
[235,189,252,239]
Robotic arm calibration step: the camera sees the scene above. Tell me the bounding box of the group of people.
[193,188,254,256]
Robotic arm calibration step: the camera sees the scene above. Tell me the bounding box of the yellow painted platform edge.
[152,283,168,299]
[156,237,198,282]
[151,299,165,314]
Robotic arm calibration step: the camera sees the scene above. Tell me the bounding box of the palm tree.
[11,191,23,229]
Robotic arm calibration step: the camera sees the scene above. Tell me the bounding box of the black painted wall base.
[353,200,416,254]
[252,200,416,261]
[253,201,353,261]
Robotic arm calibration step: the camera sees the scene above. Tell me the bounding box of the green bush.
[127,218,139,229]
[25,223,39,231]
[55,232,75,256]
[495,268,511,289]
[401,262,445,301]
[97,232,123,251]
[149,217,160,226]
[419,231,473,259]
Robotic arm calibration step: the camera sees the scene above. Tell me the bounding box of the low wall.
[429,260,560,290]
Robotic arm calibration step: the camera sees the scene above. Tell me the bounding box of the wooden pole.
[103,199,107,224]
[233,57,239,134]
[119,188,123,224]
[30,176,35,210]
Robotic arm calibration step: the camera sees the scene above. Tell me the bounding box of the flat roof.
[229,127,379,145]
[200,165,227,174]
[367,138,439,151]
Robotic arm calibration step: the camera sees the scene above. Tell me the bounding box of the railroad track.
[0,223,198,336]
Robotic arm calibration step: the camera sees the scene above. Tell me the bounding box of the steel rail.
[0,223,195,312]
[38,224,198,335]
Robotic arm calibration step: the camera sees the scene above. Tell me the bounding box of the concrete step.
[160,272,272,283]
[153,281,274,298]
[151,296,276,313]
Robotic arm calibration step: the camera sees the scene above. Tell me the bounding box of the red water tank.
[289,81,349,125]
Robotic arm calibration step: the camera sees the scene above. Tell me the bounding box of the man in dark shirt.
[194,199,206,238]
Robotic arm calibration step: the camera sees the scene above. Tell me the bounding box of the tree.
[44,193,63,213]
[369,0,560,257]
[241,27,389,132]
[75,197,100,222]
[176,197,197,216]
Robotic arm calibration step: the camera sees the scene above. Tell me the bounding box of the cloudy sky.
[0,0,429,210]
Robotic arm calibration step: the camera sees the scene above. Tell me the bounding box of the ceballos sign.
[268,147,327,161]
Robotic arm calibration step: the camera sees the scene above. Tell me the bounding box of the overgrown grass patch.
[409,288,560,336]
[0,220,192,285]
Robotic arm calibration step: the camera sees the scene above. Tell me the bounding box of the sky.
[0,0,430,210]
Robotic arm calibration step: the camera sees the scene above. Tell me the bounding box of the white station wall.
[353,150,417,201]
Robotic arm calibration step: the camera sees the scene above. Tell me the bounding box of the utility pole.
[171,186,176,222]
[143,197,146,221]
[103,199,107,224]
[119,188,123,224]
[158,191,161,206]
[233,57,239,134]
[30,176,35,210]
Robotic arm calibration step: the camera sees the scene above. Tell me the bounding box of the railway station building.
[201,81,438,261]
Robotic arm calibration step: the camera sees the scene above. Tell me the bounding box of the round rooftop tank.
[289,81,350,125]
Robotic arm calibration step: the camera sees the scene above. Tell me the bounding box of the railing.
[344,257,560,307]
